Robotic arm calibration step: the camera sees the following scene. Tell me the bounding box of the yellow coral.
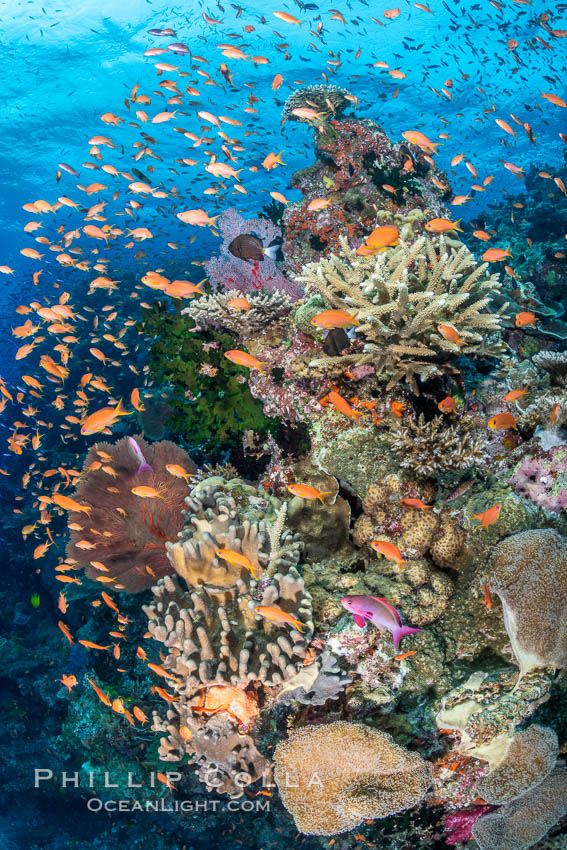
[274,721,430,835]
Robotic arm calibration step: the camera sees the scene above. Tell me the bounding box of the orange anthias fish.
[438,395,458,414]
[254,605,307,632]
[472,504,501,531]
[424,218,462,233]
[80,400,133,435]
[399,498,431,512]
[224,349,268,375]
[481,246,512,262]
[501,387,529,403]
[310,309,359,329]
[327,390,362,424]
[51,492,92,515]
[550,403,562,425]
[87,677,112,706]
[60,674,77,693]
[165,463,193,484]
[515,311,537,328]
[488,412,518,431]
[437,324,465,350]
[357,225,399,254]
[215,548,262,580]
[370,540,405,570]
[287,483,332,503]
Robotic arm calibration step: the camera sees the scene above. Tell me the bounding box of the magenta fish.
[126,437,153,476]
[341,595,424,648]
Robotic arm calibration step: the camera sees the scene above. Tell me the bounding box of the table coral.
[273,721,430,835]
[487,528,567,682]
[65,434,196,592]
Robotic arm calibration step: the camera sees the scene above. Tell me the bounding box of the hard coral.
[297,231,504,393]
[273,721,430,835]
[65,435,195,592]
[282,84,353,123]
[390,414,488,478]
[487,529,567,682]
[181,288,291,339]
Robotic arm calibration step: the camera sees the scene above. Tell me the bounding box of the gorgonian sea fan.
[65,435,196,592]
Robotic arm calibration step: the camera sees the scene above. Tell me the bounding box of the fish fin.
[391,625,424,649]
[137,463,153,476]
[114,399,132,417]
[264,238,283,261]
[369,596,402,625]
[353,613,367,628]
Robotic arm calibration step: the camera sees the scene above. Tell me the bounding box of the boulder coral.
[273,721,430,835]
[487,528,567,682]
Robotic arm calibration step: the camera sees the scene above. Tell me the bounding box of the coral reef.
[281,113,451,274]
[282,83,354,123]
[64,434,195,592]
[181,288,291,338]
[296,230,504,393]
[472,766,567,850]
[140,303,278,459]
[508,446,567,513]
[390,413,489,478]
[273,721,430,835]
[204,207,301,299]
[474,724,559,805]
[487,529,567,681]
[533,350,567,388]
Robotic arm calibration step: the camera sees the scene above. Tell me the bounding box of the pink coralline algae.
[444,805,497,845]
[282,117,451,274]
[508,445,567,513]
[204,207,302,299]
[247,332,323,423]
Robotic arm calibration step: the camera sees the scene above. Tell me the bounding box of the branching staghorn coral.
[182,288,291,339]
[297,232,505,393]
[390,414,488,478]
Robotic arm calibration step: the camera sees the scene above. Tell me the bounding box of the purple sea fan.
[204,207,302,299]
[444,805,497,845]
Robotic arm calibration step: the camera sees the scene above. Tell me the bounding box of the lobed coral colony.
[5,78,567,850]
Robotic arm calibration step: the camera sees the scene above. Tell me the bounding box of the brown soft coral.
[65,435,196,592]
[274,721,430,835]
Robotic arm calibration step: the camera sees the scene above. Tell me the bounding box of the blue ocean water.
[1,1,567,848]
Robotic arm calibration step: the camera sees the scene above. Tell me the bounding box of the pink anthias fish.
[341,595,424,649]
[126,437,153,476]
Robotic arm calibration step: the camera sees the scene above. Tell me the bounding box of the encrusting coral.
[65,434,196,592]
[296,230,505,393]
[273,721,430,835]
[389,413,489,478]
[487,528,567,682]
[181,288,291,339]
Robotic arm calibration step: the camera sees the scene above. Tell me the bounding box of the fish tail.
[137,462,153,476]
[114,398,132,416]
[317,491,333,503]
[276,151,285,165]
[293,619,307,633]
[391,625,424,649]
